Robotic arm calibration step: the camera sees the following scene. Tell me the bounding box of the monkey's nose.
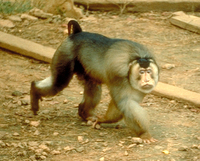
[144,74,150,82]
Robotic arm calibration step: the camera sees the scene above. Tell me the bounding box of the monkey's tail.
[68,20,82,36]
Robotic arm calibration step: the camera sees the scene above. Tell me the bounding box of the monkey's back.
[68,32,154,83]
[69,32,121,82]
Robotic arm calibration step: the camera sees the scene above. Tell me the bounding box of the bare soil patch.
[0,12,200,160]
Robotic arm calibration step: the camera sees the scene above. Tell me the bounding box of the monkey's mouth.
[141,84,153,89]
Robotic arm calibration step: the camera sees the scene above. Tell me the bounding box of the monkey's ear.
[129,60,137,68]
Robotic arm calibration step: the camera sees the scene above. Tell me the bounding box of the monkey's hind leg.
[31,55,74,115]
[78,80,102,121]
[31,72,74,115]
[31,77,55,115]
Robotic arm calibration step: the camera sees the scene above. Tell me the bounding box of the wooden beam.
[0,31,55,63]
[74,0,200,12]
[153,82,200,107]
[170,11,200,34]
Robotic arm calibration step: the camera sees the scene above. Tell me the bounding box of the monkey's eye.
[139,70,145,75]
[147,69,152,74]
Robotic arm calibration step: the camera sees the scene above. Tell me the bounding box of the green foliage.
[0,0,33,14]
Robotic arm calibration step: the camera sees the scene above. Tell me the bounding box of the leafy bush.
[0,0,32,14]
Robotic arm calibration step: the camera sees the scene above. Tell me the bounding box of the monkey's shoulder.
[68,31,155,60]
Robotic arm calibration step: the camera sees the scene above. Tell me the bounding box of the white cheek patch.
[150,63,159,84]
[129,64,140,90]
[36,76,52,88]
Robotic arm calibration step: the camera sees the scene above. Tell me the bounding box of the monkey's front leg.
[94,98,156,143]
[94,100,123,124]
[121,99,157,143]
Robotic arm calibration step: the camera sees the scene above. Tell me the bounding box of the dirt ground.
[0,11,200,161]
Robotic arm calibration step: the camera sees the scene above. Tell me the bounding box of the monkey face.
[129,62,159,94]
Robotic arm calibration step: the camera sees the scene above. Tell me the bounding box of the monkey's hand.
[140,132,158,143]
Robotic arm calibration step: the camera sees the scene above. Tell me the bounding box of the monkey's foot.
[86,116,99,122]
[30,81,42,115]
[92,121,101,129]
[85,116,101,129]
[140,133,158,143]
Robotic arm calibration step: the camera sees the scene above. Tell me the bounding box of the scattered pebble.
[49,39,60,45]
[124,151,129,156]
[162,150,170,154]
[53,132,59,136]
[78,136,84,142]
[162,64,175,70]
[0,140,6,147]
[29,8,53,19]
[99,132,108,137]
[41,110,50,114]
[21,99,29,105]
[64,146,74,152]
[96,139,104,142]
[178,146,188,151]
[102,147,111,152]
[40,155,46,160]
[63,99,68,104]
[128,144,136,148]
[43,141,53,146]
[39,144,50,152]
[13,132,20,136]
[21,14,38,21]
[35,148,43,154]
[95,124,101,129]
[42,152,48,156]
[30,121,40,127]
[34,130,40,136]
[29,155,36,161]
[17,151,27,156]
[191,144,198,149]
[8,15,22,22]
[94,142,102,149]
[99,157,105,161]
[44,98,53,101]
[12,91,22,96]
[51,150,61,155]
[24,120,30,124]
[76,146,84,153]
[17,142,24,148]
[0,19,15,28]
[28,141,39,147]
[86,120,93,126]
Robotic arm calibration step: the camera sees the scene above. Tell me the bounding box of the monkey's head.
[129,58,159,94]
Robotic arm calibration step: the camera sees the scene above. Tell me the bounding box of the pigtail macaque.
[30,20,159,143]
